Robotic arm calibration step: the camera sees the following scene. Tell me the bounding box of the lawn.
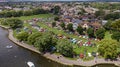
[37,22,87,42]
[104,31,112,39]
[17,14,98,61]
[73,45,97,55]
[18,14,55,21]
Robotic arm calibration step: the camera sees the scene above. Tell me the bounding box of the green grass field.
[18,14,54,21]
[20,14,97,58]
[17,14,100,60]
[104,31,112,39]
[37,22,87,41]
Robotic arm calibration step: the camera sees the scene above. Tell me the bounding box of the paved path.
[7,28,120,66]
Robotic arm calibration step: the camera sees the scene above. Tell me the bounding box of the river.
[0,27,118,67]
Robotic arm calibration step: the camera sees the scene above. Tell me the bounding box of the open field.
[18,14,54,21]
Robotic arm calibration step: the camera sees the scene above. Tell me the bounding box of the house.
[73,23,78,30]
[90,22,102,31]
[101,20,108,25]
[80,22,89,29]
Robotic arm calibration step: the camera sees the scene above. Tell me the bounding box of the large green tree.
[56,39,73,57]
[60,22,65,30]
[34,32,57,52]
[16,32,29,41]
[98,39,118,59]
[52,22,56,27]
[52,6,61,15]
[111,20,120,31]
[95,28,106,39]
[87,28,94,38]
[76,25,84,35]
[6,18,23,29]
[67,23,73,32]
[103,20,112,30]
[111,32,120,42]
[0,18,7,25]
[28,32,42,45]
[95,10,105,18]
[104,12,120,20]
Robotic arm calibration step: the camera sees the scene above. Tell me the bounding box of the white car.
[27,61,35,67]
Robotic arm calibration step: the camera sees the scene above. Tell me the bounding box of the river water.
[0,27,118,67]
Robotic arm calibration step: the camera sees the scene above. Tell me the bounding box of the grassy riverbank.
[0,17,120,67]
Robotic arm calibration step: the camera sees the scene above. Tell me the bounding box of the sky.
[1,0,120,2]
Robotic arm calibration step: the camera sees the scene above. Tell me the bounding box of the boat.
[27,61,35,67]
[6,45,13,49]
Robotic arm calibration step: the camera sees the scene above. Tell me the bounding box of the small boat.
[27,61,35,67]
[6,45,13,49]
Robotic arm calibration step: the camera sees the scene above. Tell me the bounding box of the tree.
[0,18,7,25]
[95,10,105,18]
[95,28,105,39]
[60,22,65,30]
[23,10,33,16]
[27,32,42,45]
[111,20,120,31]
[16,32,29,41]
[56,39,73,57]
[98,39,118,59]
[54,17,59,21]
[52,22,56,27]
[4,11,12,17]
[34,32,57,52]
[52,6,61,15]
[111,32,120,42]
[76,25,84,35]
[67,23,73,32]
[103,20,112,30]
[87,28,94,38]
[104,12,120,20]
[6,18,23,29]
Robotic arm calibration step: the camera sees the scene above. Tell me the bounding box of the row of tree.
[16,31,74,57]
[0,18,23,29]
[0,8,49,18]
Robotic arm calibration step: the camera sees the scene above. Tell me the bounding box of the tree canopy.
[34,32,57,52]
[67,23,73,32]
[111,32,120,42]
[56,39,73,57]
[76,25,84,35]
[87,28,94,38]
[98,39,118,59]
[60,22,65,30]
[27,32,42,45]
[111,20,120,31]
[6,18,23,29]
[103,20,112,30]
[16,32,29,41]
[52,6,61,15]
[95,28,106,39]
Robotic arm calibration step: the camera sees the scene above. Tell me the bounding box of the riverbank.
[0,25,120,67]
